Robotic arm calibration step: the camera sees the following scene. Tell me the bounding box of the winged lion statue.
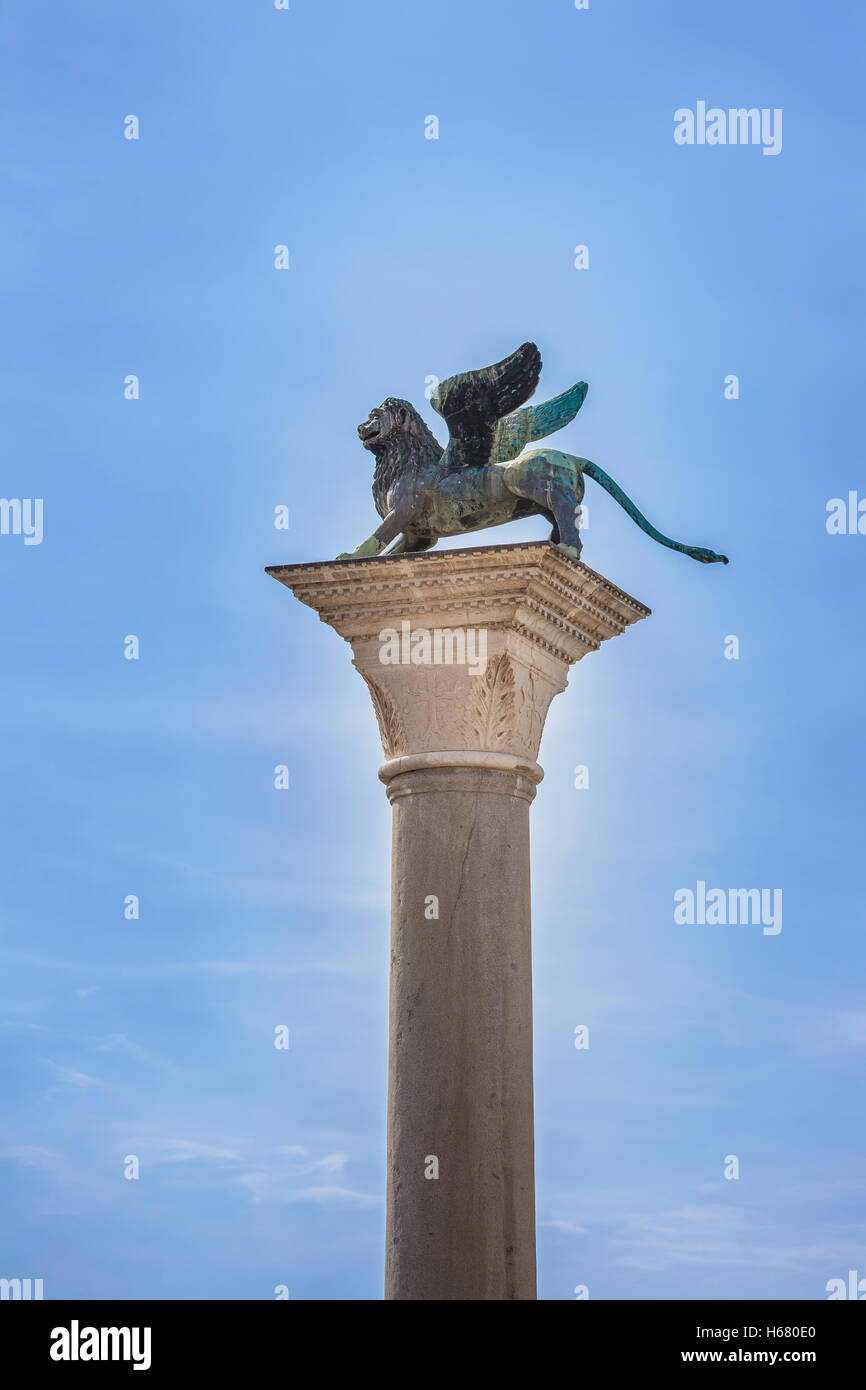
[336,341,728,567]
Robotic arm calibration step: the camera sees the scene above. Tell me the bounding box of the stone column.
[267,541,649,1300]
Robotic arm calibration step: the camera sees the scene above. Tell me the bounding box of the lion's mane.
[371,399,444,518]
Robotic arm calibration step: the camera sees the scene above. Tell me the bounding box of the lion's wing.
[491,381,589,466]
[430,341,542,471]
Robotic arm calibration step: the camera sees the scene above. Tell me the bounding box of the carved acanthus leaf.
[362,675,406,758]
[463,654,516,749]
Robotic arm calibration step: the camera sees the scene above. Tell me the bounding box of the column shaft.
[383,763,538,1301]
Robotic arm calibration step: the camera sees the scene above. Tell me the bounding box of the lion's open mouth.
[358,421,381,443]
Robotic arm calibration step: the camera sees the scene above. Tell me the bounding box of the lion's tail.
[582,461,729,565]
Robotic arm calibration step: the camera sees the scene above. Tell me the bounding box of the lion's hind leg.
[502,449,585,558]
[383,533,438,556]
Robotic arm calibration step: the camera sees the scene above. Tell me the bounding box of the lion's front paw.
[335,537,384,561]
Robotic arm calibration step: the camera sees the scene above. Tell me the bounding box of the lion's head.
[358,397,444,517]
[356,398,437,453]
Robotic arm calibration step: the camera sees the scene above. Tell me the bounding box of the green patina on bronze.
[337,341,728,566]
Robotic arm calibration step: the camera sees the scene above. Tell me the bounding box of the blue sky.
[1,0,864,1299]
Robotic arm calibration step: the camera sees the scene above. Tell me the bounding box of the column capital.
[267,541,649,766]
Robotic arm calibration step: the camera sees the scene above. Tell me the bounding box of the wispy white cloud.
[92,1033,183,1074]
[274,1146,348,1176]
[289,1186,382,1208]
[237,1150,360,1205]
[827,1010,866,1051]
[0,1145,58,1169]
[41,1060,106,1092]
[148,1139,241,1164]
[540,1219,589,1235]
[0,954,366,982]
[614,1202,866,1273]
